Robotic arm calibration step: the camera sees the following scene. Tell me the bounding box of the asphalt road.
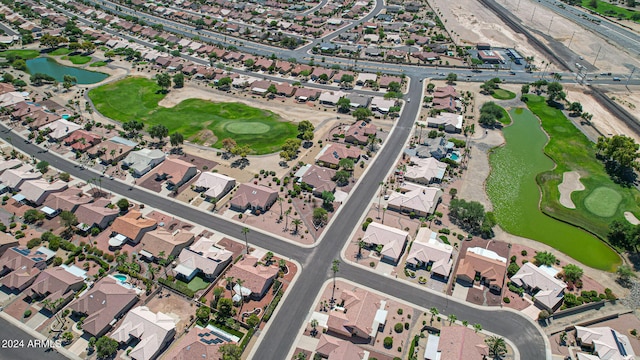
[0,317,67,360]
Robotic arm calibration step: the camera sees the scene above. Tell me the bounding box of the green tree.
[149,124,169,143]
[218,343,242,360]
[196,306,211,322]
[221,138,237,153]
[563,264,584,283]
[123,120,144,138]
[217,298,234,319]
[353,108,373,121]
[338,158,354,171]
[331,259,340,303]
[217,77,232,90]
[170,132,184,148]
[337,97,351,113]
[59,172,71,182]
[60,210,78,230]
[446,73,457,84]
[596,135,640,177]
[313,207,328,226]
[116,198,130,212]
[36,161,49,173]
[521,84,530,95]
[321,191,335,209]
[156,73,171,92]
[485,336,507,359]
[173,72,184,88]
[429,307,439,322]
[546,81,565,104]
[24,209,45,224]
[388,81,401,93]
[616,264,636,287]
[448,313,457,325]
[333,170,350,186]
[95,336,118,359]
[241,227,250,254]
[246,313,260,327]
[569,102,583,116]
[534,251,557,266]
[291,218,303,234]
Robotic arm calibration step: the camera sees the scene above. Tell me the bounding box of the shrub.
[369,262,375,267]
[383,337,393,348]
[521,250,528,256]
[394,323,403,333]
[397,308,403,315]
[503,297,511,303]
[24,310,32,318]
[404,322,409,330]
[438,228,450,235]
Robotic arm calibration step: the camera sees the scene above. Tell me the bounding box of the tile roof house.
[225,255,278,300]
[87,138,135,164]
[69,277,139,337]
[111,210,158,244]
[456,247,507,293]
[76,198,120,229]
[0,165,41,191]
[427,113,463,133]
[297,164,336,197]
[111,306,177,360]
[40,119,82,141]
[19,179,68,206]
[344,121,376,145]
[315,335,368,359]
[437,326,489,360]
[433,85,459,99]
[0,159,22,175]
[229,183,278,214]
[326,288,387,340]
[175,237,233,281]
[150,158,198,189]
[193,172,236,200]
[140,228,195,260]
[575,326,636,360]
[433,96,459,113]
[404,157,448,184]
[318,91,347,106]
[0,246,50,291]
[294,88,321,102]
[316,143,360,168]
[387,183,443,217]
[370,96,396,114]
[64,130,102,152]
[122,149,166,177]
[361,222,408,264]
[406,228,453,278]
[24,109,61,129]
[511,263,567,311]
[160,324,236,360]
[28,266,85,306]
[43,188,92,213]
[0,232,19,258]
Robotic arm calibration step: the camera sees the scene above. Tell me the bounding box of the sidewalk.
[543,301,632,335]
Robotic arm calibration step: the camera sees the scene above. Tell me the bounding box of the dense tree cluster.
[478,102,505,128]
[448,198,496,238]
[596,135,639,183]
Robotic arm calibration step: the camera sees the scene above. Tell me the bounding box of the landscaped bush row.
[262,289,283,322]
[158,277,195,298]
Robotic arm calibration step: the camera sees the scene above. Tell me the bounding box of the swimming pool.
[113,274,128,282]
[449,153,459,161]
[61,114,70,120]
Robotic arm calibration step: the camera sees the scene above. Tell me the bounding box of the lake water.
[486,108,620,270]
[26,57,108,84]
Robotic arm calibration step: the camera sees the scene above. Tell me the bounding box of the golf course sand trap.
[625,212,640,225]
[558,171,585,209]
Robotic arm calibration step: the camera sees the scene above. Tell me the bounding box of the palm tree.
[241,227,250,254]
[448,313,457,325]
[485,336,507,359]
[277,197,283,221]
[235,278,245,316]
[147,265,158,280]
[357,239,366,259]
[225,276,235,297]
[284,209,291,230]
[310,319,319,337]
[429,307,439,323]
[331,259,340,305]
[291,218,302,234]
[473,323,482,333]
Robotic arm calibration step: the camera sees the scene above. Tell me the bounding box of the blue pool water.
[449,153,459,161]
[113,274,127,282]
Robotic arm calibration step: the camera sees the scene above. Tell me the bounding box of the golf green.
[584,187,622,218]
[88,77,298,154]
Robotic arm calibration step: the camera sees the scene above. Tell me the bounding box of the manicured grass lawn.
[498,106,511,125]
[49,48,71,56]
[581,0,640,22]
[88,77,298,154]
[176,275,210,292]
[62,55,92,65]
[525,94,640,256]
[0,49,40,59]
[584,187,622,218]
[89,61,107,67]
[492,89,516,100]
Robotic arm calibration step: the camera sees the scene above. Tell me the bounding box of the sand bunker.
[625,212,640,225]
[558,171,585,209]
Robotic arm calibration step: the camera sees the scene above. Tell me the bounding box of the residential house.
[122,149,166,177]
[356,73,377,86]
[434,326,489,360]
[575,326,636,360]
[370,97,396,114]
[316,143,360,169]
[28,265,85,308]
[229,183,278,214]
[406,228,453,278]
[64,130,102,152]
[387,183,442,217]
[110,210,158,246]
[433,96,458,113]
[0,246,50,291]
[76,199,120,230]
[344,121,376,145]
[404,157,448,184]
[415,136,453,160]
[296,164,336,197]
[150,158,198,189]
[345,93,371,109]
[160,325,236,360]
[361,222,408,264]
[511,262,566,311]
[87,137,136,164]
[0,165,41,191]
[295,88,321,102]
[225,255,278,300]
[193,172,236,201]
[315,335,368,359]
[24,109,61,129]
[40,119,82,141]
[175,237,233,281]
[43,188,92,213]
[19,179,68,206]
[0,159,22,175]
[426,113,463,133]
[433,85,459,99]
[311,68,334,81]
[318,91,347,106]
[456,247,507,293]
[379,76,402,88]
[326,288,387,341]
[139,228,195,260]
[0,233,18,258]
[275,83,296,97]
[111,306,176,360]
[69,277,139,337]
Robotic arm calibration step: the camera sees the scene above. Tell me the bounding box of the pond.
[486,108,620,271]
[26,57,108,84]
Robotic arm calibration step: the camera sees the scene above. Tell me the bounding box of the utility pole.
[547,16,554,35]
[593,46,602,66]
[626,66,636,89]
[568,31,575,49]
[531,7,537,21]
